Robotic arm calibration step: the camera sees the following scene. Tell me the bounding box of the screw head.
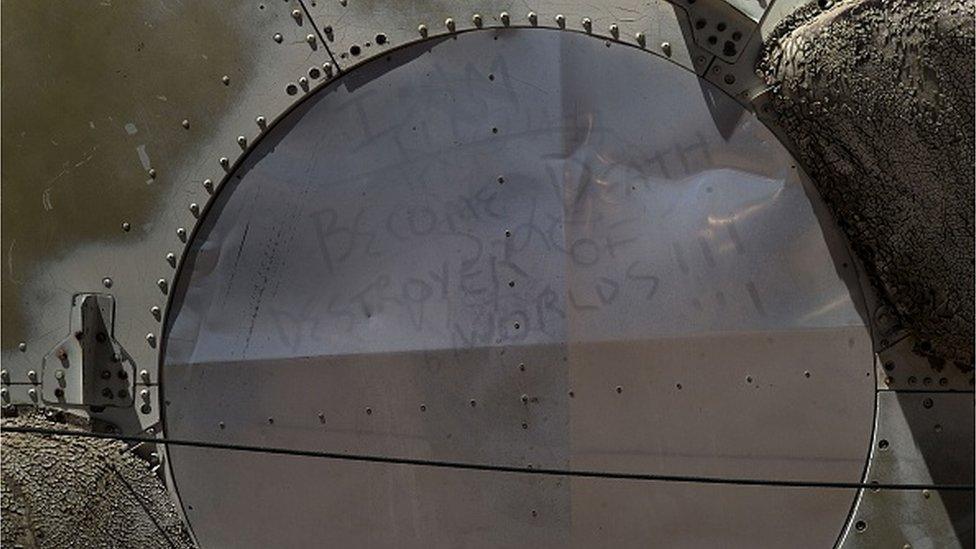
[27,370,37,383]
[256,116,267,128]
[500,11,510,25]
[273,33,283,43]
[472,14,482,27]
[444,17,455,31]
[27,388,37,401]
[0,370,8,383]
[181,119,190,129]
[157,278,168,293]
[203,179,214,193]
[555,14,565,27]
[306,33,316,45]
[582,17,592,32]
[221,75,230,85]
[189,203,200,217]
[609,24,619,37]
[661,42,672,57]
[148,168,157,179]
[165,252,176,266]
[291,8,301,20]
[527,11,537,25]
[146,333,157,347]
[176,227,187,241]
[121,221,131,232]
[102,277,113,288]
[417,24,428,37]
[237,135,247,148]
[635,32,646,46]
[219,157,229,169]
[17,342,26,352]
[1,388,8,402]
[140,370,150,382]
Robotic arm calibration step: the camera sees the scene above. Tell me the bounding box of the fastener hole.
[854,520,867,532]
[707,35,717,45]
[878,439,889,450]
[723,41,737,57]
[724,74,735,85]
[732,31,742,41]
[309,67,321,79]
[350,44,361,56]
[695,19,706,30]
[286,83,298,95]
[716,22,726,31]
[375,33,387,45]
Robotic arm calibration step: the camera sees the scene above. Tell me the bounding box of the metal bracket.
[41,294,135,408]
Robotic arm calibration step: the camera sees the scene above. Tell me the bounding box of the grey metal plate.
[840,391,974,548]
[162,30,874,547]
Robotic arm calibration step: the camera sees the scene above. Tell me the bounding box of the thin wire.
[3,425,972,492]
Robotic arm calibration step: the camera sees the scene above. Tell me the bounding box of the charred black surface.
[760,0,975,369]
[1,412,192,548]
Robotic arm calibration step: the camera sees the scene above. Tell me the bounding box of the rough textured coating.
[1,413,192,548]
[759,0,975,369]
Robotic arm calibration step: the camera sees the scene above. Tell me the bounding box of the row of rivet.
[405,12,670,57]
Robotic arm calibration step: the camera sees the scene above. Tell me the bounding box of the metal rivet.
[28,388,37,401]
[291,9,301,20]
[157,279,168,293]
[256,116,267,129]
[181,119,190,129]
[177,227,187,241]
[445,18,455,31]
[322,62,333,77]
[299,76,309,88]
[0,370,8,383]
[17,343,26,353]
[221,75,231,85]
[166,252,176,267]
[469,399,477,407]
[615,386,622,394]
[219,157,229,169]
[203,179,214,193]
[635,32,646,46]
[121,221,131,232]
[306,33,316,45]
[804,370,811,378]
[609,24,619,38]
[318,412,326,423]
[273,33,283,43]
[102,277,113,288]
[555,14,565,28]
[527,11,537,25]
[472,14,482,27]
[922,397,933,409]
[148,168,157,179]
[365,407,373,415]
[923,489,932,499]
[146,333,157,347]
[237,135,247,148]
[1,388,8,402]
[55,370,65,381]
[724,74,735,85]
[500,12,510,25]
[140,370,150,382]
[661,42,672,57]
[581,17,592,32]
[219,421,226,429]
[189,203,200,217]
[150,306,161,320]
[521,394,528,403]
[854,520,866,532]
[56,348,67,361]
[418,24,428,37]
[27,370,37,384]
[140,389,150,402]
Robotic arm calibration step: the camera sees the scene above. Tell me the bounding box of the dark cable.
[3,425,972,492]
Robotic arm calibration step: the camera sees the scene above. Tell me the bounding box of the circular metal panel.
[163,29,874,548]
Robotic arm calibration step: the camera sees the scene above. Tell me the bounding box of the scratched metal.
[162,30,874,547]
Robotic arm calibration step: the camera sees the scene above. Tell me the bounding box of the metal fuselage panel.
[162,30,874,548]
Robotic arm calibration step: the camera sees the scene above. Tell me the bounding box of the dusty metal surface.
[162,29,874,548]
[839,391,974,548]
